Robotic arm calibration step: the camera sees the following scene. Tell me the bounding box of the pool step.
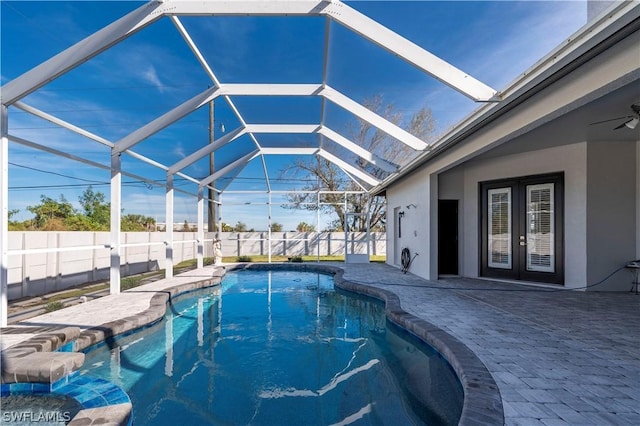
[1,351,85,384]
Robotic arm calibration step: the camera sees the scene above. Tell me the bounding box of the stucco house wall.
[383,3,640,290]
[387,137,638,291]
[386,167,433,279]
[456,143,589,288]
[586,140,637,288]
[451,140,636,290]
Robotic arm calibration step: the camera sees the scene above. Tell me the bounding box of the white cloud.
[141,65,166,93]
[172,142,186,159]
[461,1,586,87]
[396,0,587,136]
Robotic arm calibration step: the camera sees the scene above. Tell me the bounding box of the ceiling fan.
[590,103,640,130]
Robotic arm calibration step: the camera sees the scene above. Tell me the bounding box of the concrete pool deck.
[1,262,639,425]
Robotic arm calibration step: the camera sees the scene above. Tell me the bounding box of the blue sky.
[1,0,587,231]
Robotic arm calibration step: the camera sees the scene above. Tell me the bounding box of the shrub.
[237,255,252,262]
[289,256,303,263]
[45,301,65,313]
[121,276,143,290]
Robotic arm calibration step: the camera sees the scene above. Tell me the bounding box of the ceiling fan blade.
[589,115,632,126]
[614,120,630,130]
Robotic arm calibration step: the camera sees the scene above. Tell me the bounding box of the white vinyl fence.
[7,231,386,300]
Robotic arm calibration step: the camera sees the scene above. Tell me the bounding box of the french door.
[480,173,564,284]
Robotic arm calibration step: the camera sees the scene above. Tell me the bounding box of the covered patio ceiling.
[1,0,499,196]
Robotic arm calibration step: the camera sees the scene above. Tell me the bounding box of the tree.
[17,188,158,231]
[122,214,155,231]
[65,214,97,231]
[271,222,283,232]
[78,186,110,230]
[8,209,26,231]
[233,221,247,232]
[221,222,233,232]
[296,222,315,232]
[283,95,435,231]
[27,195,76,229]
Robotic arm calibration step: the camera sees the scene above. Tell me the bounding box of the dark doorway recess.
[438,200,459,275]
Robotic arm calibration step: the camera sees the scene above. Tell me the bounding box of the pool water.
[81,270,462,425]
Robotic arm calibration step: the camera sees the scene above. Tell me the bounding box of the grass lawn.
[175,255,386,267]
[219,255,386,263]
[11,255,385,319]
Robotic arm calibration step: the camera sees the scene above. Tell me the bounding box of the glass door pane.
[488,188,511,269]
[526,183,555,272]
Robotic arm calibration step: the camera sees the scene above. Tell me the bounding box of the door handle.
[519,235,526,246]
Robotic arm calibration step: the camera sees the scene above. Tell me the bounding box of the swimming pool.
[81,269,463,425]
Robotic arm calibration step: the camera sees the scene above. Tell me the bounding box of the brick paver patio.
[340,263,640,425]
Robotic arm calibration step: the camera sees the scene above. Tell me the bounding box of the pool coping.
[1,266,225,426]
[2,263,504,425]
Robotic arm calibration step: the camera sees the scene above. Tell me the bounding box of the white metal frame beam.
[317,149,379,186]
[168,126,246,175]
[12,102,213,192]
[320,86,428,150]
[325,2,498,102]
[1,0,497,192]
[143,83,428,151]
[8,135,187,196]
[217,162,253,193]
[114,87,221,153]
[10,103,206,191]
[318,126,397,173]
[165,174,174,278]
[170,15,220,86]
[1,1,165,105]
[1,106,8,326]
[162,0,497,101]
[259,154,272,193]
[110,150,122,295]
[161,0,334,16]
[200,150,260,187]
[260,147,319,155]
[219,84,322,96]
[245,124,320,134]
[320,17,332,140]
[339,167,368,192]
[197,186,205,269]
[13,102,114,148]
